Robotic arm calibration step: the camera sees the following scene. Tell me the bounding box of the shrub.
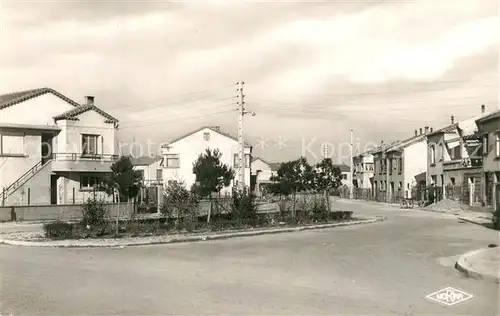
[161,181,199,231]
[230,188,258,227]
[43,221,74,239]
[81,198,107,226]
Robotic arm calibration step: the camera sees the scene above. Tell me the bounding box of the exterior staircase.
[1,159,52,206]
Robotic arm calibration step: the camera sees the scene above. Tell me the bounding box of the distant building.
[160,126,252,195]
[250,157,280,196]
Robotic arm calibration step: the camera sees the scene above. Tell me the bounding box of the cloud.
[0,0,498,162]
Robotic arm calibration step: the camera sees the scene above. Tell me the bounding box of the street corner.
[455,246,500,284]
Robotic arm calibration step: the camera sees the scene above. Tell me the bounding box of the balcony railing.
[52,153,119,162]
[443,157,482,170]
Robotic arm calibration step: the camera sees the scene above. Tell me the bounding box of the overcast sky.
[1,0,498,163]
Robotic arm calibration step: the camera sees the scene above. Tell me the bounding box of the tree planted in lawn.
[313,157,343,211]
[192,148,234,223]
[269,157,314,217]
[102,155,143,232]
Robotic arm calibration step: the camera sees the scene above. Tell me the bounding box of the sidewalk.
[0,217,384,248]
[455,247,500,283]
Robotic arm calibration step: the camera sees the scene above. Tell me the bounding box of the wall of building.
[56,172,113,205]
[403,140,428,198]
[251,159,275,182]
[0,93,74,125]
[426,133,445,186]
[0,130,43,190]
[478,118,500,172]
[3,160,52,206]
[162,128,252,194]
[62,110,116,156]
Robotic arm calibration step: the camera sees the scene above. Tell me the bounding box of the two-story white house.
[352,150,375,190]
[160,126,252,195]
[0,88,119,206]
[251,157,280,196]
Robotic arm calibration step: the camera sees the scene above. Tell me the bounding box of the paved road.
[1,200,499,315]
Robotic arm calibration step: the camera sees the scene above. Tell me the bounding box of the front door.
[468,177,475,206]
[50,175,58,204]
[41,133,54,165]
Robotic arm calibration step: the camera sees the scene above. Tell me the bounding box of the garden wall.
[0,203,134,222]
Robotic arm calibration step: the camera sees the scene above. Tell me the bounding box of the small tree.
[269,157,314,217]
[313,158,343,210]
[161,180,198,231]
[192,148,234,223]
[230,187,258,227]
[101,156,143,232]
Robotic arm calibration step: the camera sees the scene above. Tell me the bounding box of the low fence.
[0,203,135,222]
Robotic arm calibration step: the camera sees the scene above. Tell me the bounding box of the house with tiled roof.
[160,126,252,194]
[251,157,280,196]
[0,88,119,206]
[352,144,392,191]
[476,108,500,208]
[371,130,429,202]
[426,105,493,206]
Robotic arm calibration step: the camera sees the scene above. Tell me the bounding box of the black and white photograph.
[0,0,499,315]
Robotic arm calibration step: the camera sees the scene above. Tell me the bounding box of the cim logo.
[426,287,474,306]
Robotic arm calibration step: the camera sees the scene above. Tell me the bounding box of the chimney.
[414,129,418,136]
[425,126,429,134]
[85,96,95,106]
[481,104,485,114]
[451,115,455,124]
[419,128,423,135]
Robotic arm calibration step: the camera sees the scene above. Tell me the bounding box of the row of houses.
[0,87,351,206]
[352,104,500,208]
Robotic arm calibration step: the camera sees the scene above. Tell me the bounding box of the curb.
[0,217,385,248]
[457,217,492,227]
[455,248,500,284]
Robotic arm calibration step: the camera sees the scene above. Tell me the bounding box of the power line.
[119,101,237,127]
[119,108,236,130]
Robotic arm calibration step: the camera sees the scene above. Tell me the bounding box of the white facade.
[251,158,278,196]
[353,154,374,189]
[133,158,163,186]
[0,89,119,206]
[403,139,428,197]
[161,127,252,195]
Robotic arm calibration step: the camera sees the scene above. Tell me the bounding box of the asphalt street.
[1,200,499,315]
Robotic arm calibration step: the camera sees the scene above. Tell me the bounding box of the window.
[450,177,455,186]
[438,143,444,160]
[82,134,99,156]
[80,175,102,189]
[342,174,347,180]
[399,181,403,190]
[203,132,210,141]
[165,154,179,168]
[0,132,25,155]
[496,133,500,157]
[430,145,436,164]
[389,159,393,174]
[137,170,144,180]
[483,135,489,155]
[156,169,162,180]
[398,158,403,173]
[450,145,461,160]
[234,153,247,168]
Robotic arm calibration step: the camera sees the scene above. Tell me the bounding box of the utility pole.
[349,129,354,199]
[236,81,255,192]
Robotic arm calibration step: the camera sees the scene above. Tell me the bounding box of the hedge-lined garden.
[43,150,354,239]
